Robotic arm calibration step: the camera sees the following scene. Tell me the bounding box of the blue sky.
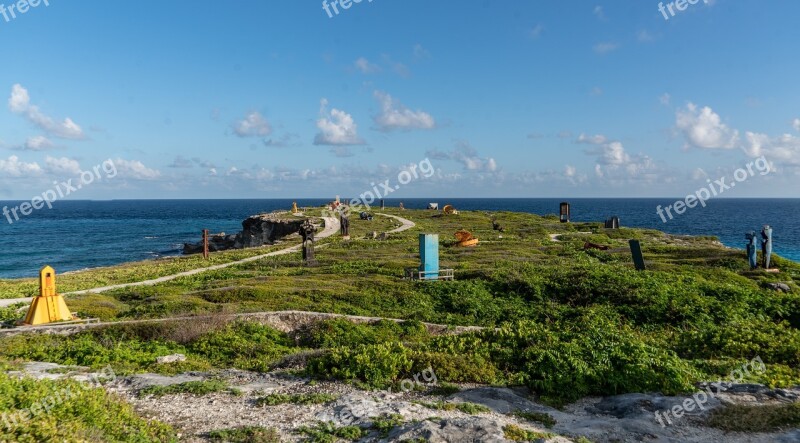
[1,0,798,199]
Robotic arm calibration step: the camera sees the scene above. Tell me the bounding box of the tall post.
[629,240,646,271]
[202,229,209,260]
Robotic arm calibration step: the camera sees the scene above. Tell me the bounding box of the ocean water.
[0,198,797,280]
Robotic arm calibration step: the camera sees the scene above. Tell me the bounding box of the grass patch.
[297,421,365,442]
[208,426,281,443]
[371,413,405,437]
[503,424,554,442]
[256,392,338,406]
[417,401,490,414]
[138,379,230,397]
[429,382,461,396]
[706,403,800,432]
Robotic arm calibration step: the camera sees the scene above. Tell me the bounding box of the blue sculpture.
[419,234,440,280]
[761,225,773,269]
[746,231,758,269]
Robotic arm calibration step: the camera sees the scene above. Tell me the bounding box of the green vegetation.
[417,401,491,414]
[0,320,299,375]
[0,303,26,323]
[429,382,461,396]
[2,208,800,434]
[256,392,338,406]
[137,379,230,397]
[297,421,365,442]
[706,403,800,432]
[503,424,553,442]
[208,426,281,443]
[0,372,176,442]
[514,411,557,427]
[371,413,405,437]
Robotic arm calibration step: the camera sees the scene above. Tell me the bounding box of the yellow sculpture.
[443,205,459,215]
[23,266,74,326]
[292,201,299,214]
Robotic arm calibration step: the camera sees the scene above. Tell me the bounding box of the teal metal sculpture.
[746,231,758,270]
[419,234,440,280]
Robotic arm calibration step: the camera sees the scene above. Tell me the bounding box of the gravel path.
[0,216,342,305]
[375,213,416,233]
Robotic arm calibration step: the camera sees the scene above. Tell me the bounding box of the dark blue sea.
[0,199,798,280]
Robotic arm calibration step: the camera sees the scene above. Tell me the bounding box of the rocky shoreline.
[183,212,307,255]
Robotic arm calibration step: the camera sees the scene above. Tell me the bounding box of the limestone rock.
[156,354,187,364]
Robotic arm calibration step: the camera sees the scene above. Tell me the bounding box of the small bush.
[256,393,337,406]
[503,424,553,442]
[208,426,281,443]
[297,421,365,442]
[417,401,490,414]
[138,379,229,397]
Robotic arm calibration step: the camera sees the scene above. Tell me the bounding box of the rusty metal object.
[202,229,210,259]
[583,242,610,251]
[455,230,479,247]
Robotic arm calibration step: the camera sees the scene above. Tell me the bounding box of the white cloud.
[743,132,800,167]
[426,141,497,172]
[314,99,365,146]
[593,5,606,20]
[0,155,42,177]
[354,57,381,74]
[113,159,161,180]
[793,118,800,132]
[590,87,603,96]
[659,93,671,106]
[593,42,619,54]
[373,91,435,132]
[8,84,85,139]
[676,103,739,149]
[578,134,664,184]
[637,30,654,42]
[577,133,609,145]
[529,24,544,39]
[413,44,431,60]
[24,136,54,151]
[45,156,82,175]
[232,111,271,137]
[168,156,194,169]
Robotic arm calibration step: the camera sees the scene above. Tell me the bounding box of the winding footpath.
[1,213,416,307]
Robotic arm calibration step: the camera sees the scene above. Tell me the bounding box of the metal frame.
[404,268,455,281]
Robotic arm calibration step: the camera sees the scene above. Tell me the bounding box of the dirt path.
[0,216,340,305]
[376,212,416,233]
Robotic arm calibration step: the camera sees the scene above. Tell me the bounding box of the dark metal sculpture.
[299,220,317,266]
[360,212,373,221]
[340,213,350,238]
[746,231,758,270]
[604,217,620,229]
[560,202,570,223]
[761,225,773,269]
